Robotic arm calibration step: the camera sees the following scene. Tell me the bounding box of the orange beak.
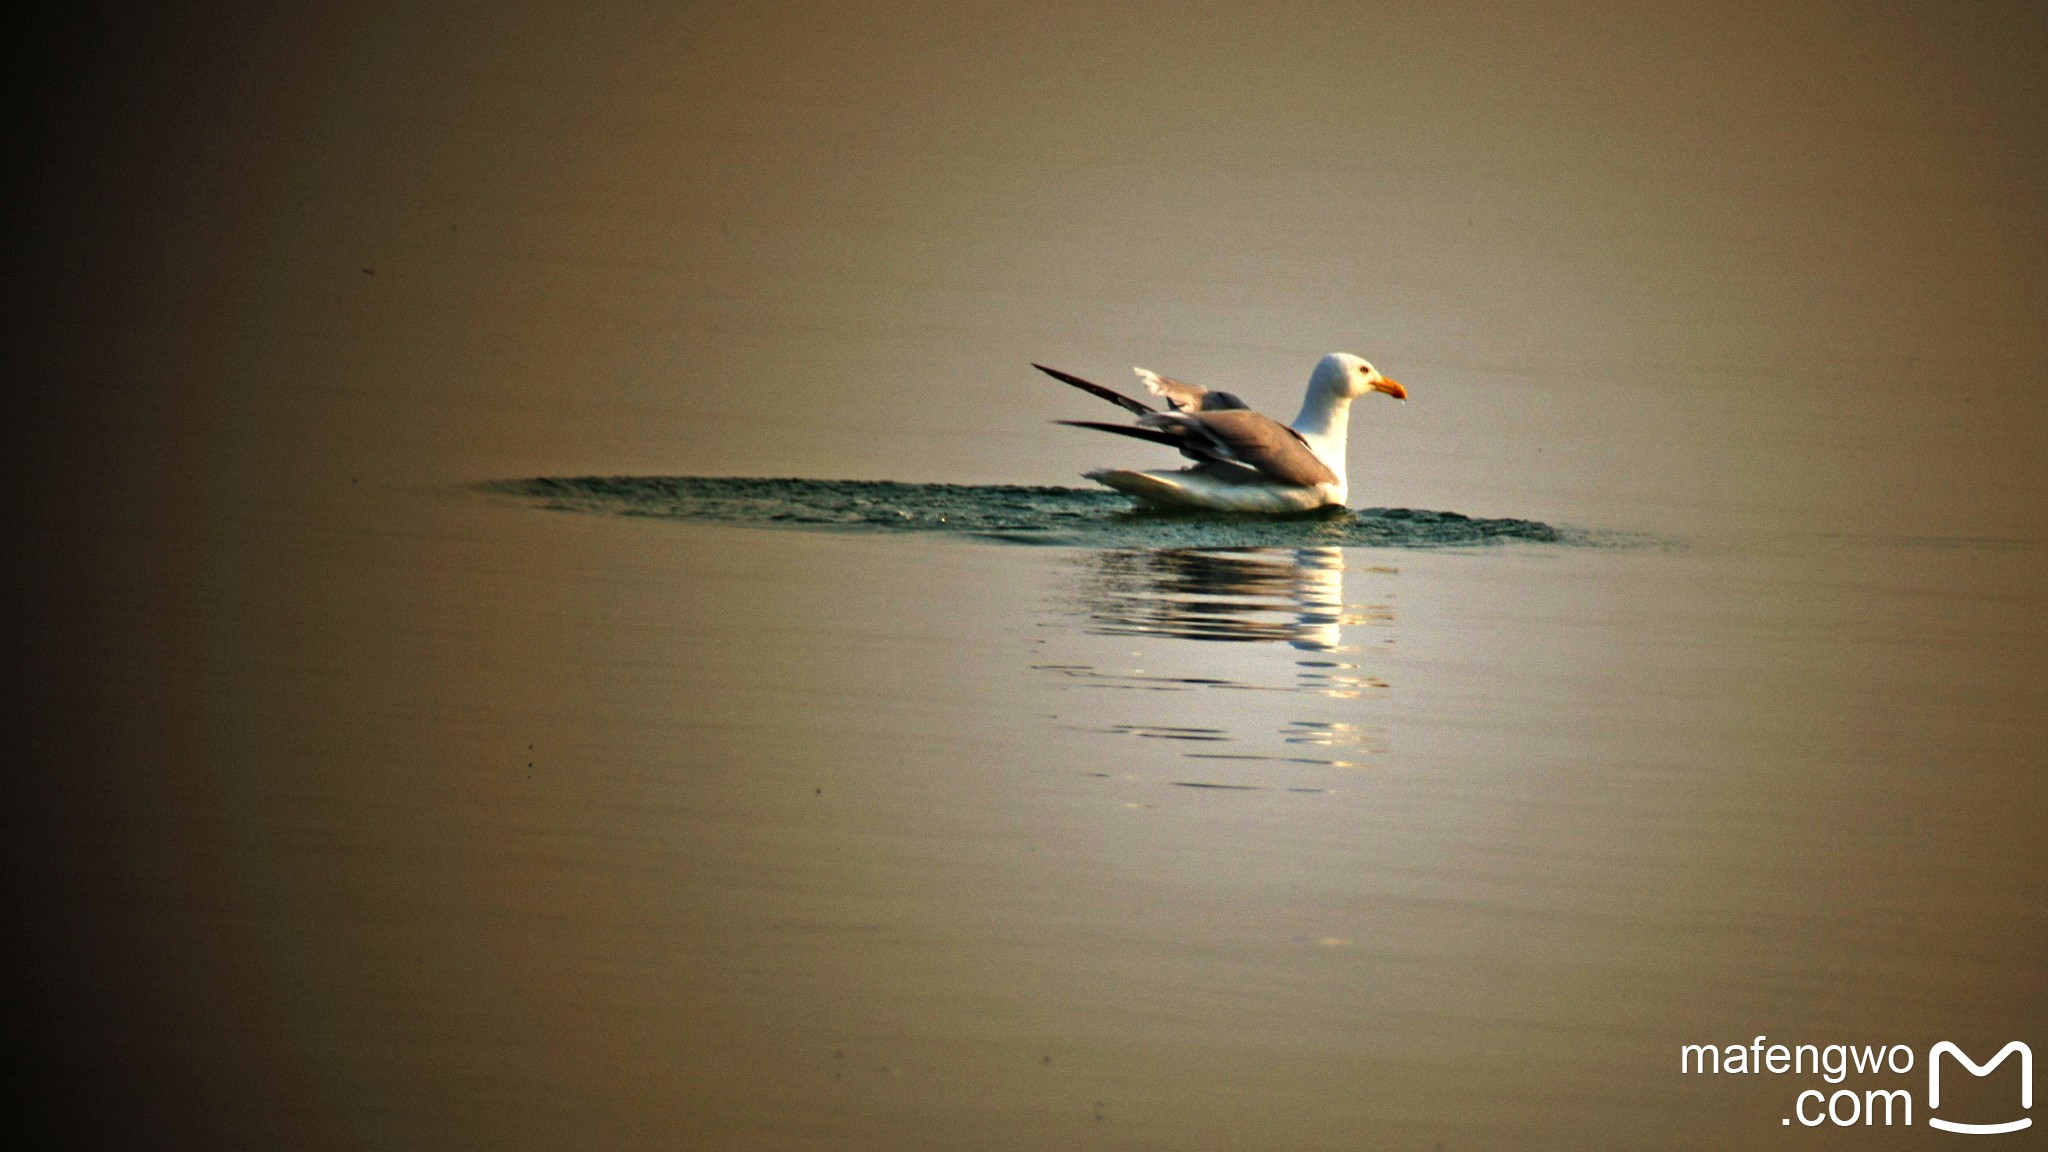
[1373,377,1407,401]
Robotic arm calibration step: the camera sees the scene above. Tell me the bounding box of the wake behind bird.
[481,476,1580,549]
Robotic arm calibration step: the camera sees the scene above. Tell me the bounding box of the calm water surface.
[27,474,2039,1149]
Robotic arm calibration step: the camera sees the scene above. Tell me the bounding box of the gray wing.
[1135,368,1249,413]
[1145,409,1339,487]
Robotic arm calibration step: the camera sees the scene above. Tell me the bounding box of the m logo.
[1928,1042,2032,1135]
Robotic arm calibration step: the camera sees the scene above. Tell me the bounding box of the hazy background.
[13,0,2048,534]
[7,1,2046,1148]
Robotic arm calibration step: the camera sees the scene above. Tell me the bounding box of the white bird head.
[1314,352,1407,402]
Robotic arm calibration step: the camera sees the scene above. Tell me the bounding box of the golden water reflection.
[1067,545,1389,656]
[1043,546,1396,772]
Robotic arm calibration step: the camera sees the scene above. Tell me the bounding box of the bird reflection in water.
[1071,547,1364,653]
[1042,547,1390,775]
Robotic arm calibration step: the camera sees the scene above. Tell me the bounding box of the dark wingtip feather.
[1034,363,1156,416]
[1055,419,1191,450]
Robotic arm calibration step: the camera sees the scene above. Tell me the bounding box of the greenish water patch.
[481,476,1588,548]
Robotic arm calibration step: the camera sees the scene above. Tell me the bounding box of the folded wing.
[1155,410,1339,487]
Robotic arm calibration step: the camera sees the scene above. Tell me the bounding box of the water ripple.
[481,476,1574,548]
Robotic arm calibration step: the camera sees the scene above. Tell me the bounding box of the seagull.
[1037,353,1407,512]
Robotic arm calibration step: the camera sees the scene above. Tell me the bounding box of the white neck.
[1290,380,1354,487]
